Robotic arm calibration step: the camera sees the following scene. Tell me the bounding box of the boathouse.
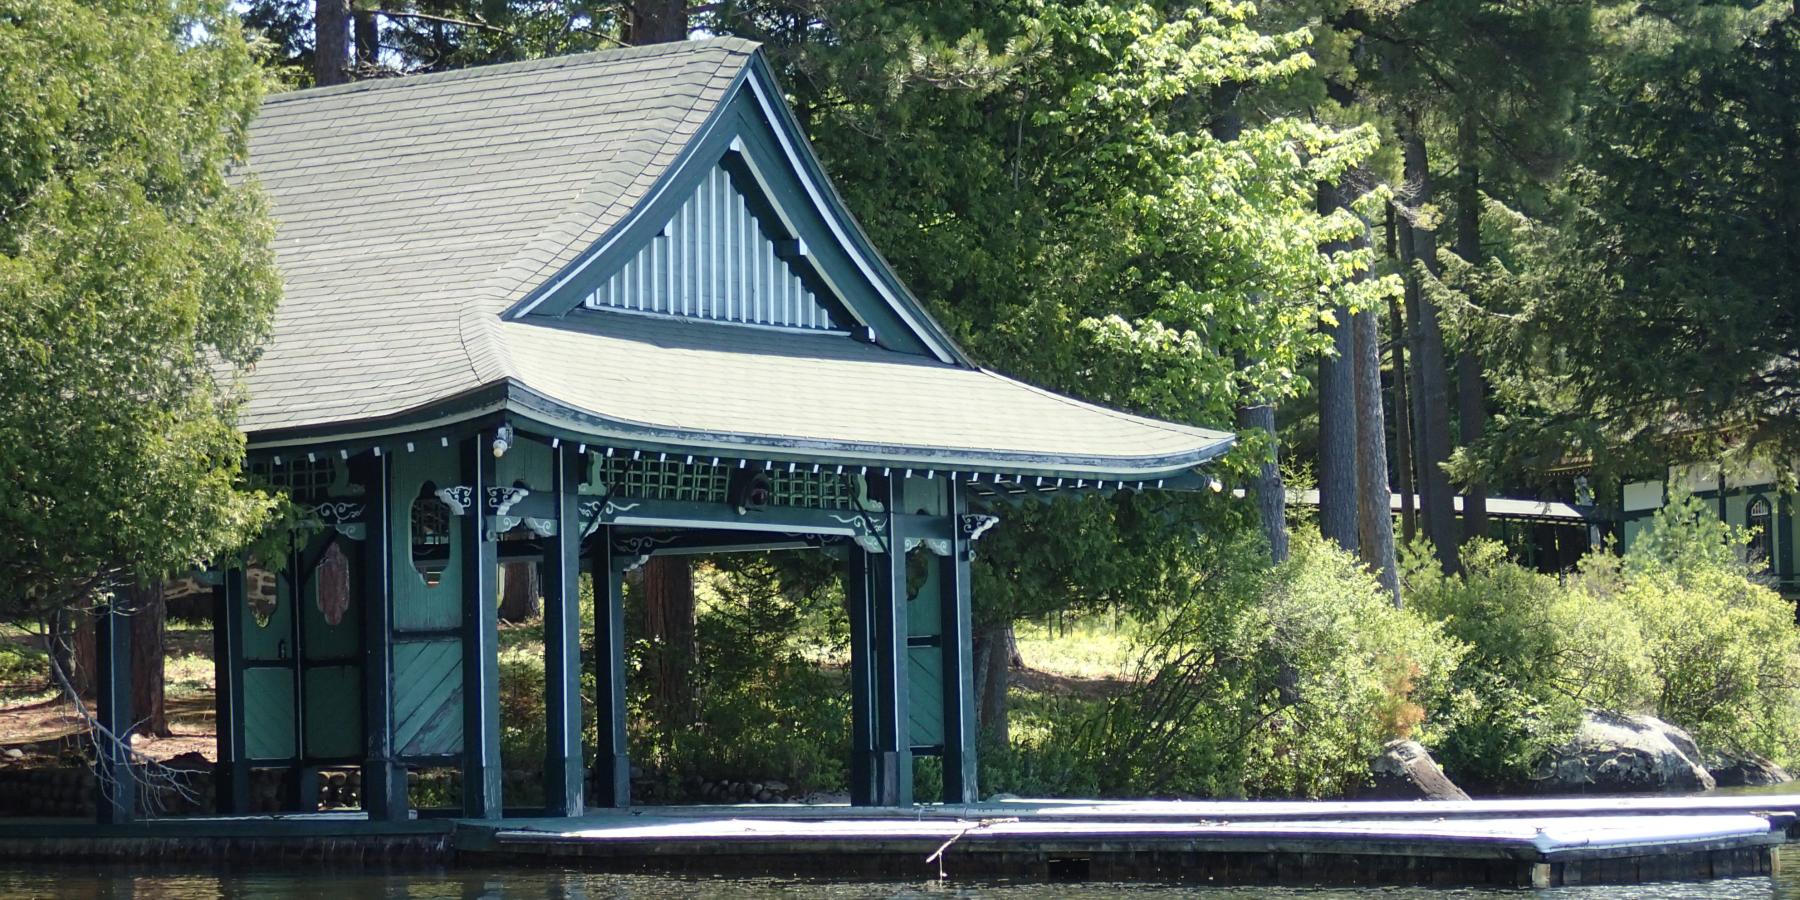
[89,38,1235,824]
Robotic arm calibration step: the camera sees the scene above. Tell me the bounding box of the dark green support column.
[358,451,406,821]
[845,546,878,806]
[94,597,134,823]
[869,476,911,807]
[212,568,249,814]
[542,444,585,816]
[940,486,979,804]
[590,527,631,808]
[461,432,503,819]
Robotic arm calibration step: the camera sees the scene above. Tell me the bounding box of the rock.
[986,792,1020,802]
[3,748,22,760]
[1533,711,1715,794]
[755,789,773,803]
[763,780,788,794]
[1708,751,1792,788]
[1361,739,1469,801]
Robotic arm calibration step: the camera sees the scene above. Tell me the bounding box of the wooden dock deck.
[3,795,1797,887]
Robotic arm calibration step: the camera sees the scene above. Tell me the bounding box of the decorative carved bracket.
[308,501,367,540]
[609,533,676,573]
[960,514,1000,543]
[578,497,642,538]
[487,485,529,517]
[435,485,474,516]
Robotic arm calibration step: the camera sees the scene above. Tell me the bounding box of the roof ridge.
[261,37,760,106]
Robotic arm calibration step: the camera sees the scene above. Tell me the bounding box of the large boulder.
[1360,740,1470,801]
[1532,710,1715,794]
[1708,751,1793,788]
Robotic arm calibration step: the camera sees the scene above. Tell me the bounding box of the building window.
[411,482,452,586]
[1748,497,1773,572]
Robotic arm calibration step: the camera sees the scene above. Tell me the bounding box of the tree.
[0,0,281,736]
[1473,0,1799,483]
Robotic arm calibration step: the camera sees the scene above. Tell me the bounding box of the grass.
[1014,616,1135,681]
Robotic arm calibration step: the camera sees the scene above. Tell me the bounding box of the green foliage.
[1070,531,1463,799]
[0,0,282,619]
[1470,1,1800,479]
[1409,490,1800,786]
[632,558,851,791]
[1585,491,1800,762]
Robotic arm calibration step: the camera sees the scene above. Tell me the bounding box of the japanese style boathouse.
[86,38,1235,824]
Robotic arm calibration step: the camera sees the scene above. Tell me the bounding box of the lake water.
[1,867,1797,899]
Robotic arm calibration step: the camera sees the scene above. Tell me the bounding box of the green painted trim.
[940,484,978,804]
[212,569,250,814]
[460,433,503,819]
[591,527,631,809]
[507,55,968,367]
[846,544,877,806]
[542,443,586,817]
[94,601,133,824]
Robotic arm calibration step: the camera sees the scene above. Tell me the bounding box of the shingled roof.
[241,38,1234,479]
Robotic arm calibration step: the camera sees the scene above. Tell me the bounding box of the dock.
[3,796,1798,887]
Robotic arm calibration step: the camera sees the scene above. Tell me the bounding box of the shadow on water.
[1,867,1798,899]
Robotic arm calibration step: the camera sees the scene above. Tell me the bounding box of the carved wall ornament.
[487,485,530,517]
[960,514,1000,543]
[435,485,475,515]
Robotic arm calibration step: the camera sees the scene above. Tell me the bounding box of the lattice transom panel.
[595,456,858,510]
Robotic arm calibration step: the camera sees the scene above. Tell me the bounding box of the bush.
[1409,488,1800,787]
[1072,532,1464,799]
[1589,491,1800,762]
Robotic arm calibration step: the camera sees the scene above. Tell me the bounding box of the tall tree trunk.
[1454,116,1489,544]
[1213,96,1288,563]
[353,8,379,76]
[1398,113,1460,573]
[626,0,689,44]
[1317,182,1360,553]
[1385,204,1417,543]
[71,608,96,698]
[128,582,169,738]
[314,0,351,86]
[497,562,540,623]
[640,556,696,728]
[1238,400,1289,563]
[1354,307,1401,603]
[972,622,1011,747]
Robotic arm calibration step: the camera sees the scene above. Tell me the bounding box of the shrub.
[1591,491,1800,762]
[1409,488,1800,786]
[1073,532,1464,799]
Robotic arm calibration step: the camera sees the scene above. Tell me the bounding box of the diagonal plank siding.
[244,667,296,761]
[581,163,836,330]
[394,639,463,756]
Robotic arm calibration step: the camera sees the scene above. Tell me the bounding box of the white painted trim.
[739,74,957,364]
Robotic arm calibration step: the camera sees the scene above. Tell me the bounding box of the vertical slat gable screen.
[581,164,837,330]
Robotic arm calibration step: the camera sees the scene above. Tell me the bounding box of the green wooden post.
[461,432,503,818]
[591,526,631,808]
[870,476,911,806]
[845,546,878,806]
[212,568,249,814]
[542,444,585,816]
[940,485,979,804]
[358,451,407,821]
[94,597,134,823]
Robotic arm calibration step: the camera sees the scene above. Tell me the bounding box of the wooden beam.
[357,451,407,821]
[590,495,952,542]
[212,568,249,814]
[542,444,586,816]
[845,546,877,806]
[591,526,632,808]
[940,484,979,804]
[94,597,134,823]
[869,475,911,806]
[460,433,503,818]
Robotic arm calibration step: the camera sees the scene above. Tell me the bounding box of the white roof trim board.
[237,39,1234,478]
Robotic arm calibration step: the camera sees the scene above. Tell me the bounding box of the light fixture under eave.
[491,423,515,459]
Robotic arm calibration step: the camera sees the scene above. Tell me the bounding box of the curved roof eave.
[243,379,1236,481]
